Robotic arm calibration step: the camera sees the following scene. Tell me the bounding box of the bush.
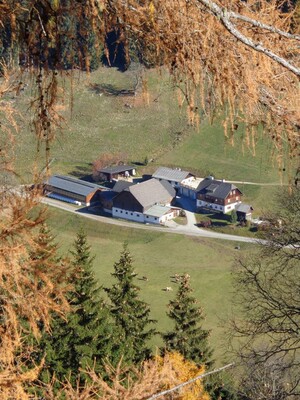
[198,219,212,228]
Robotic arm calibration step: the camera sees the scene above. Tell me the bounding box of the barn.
[44,175,105,206]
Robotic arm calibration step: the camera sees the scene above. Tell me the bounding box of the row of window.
[114,209,159,221]
[115,209,136,216]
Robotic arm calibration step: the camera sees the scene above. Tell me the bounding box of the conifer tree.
[162,273,213,368]
[105,243,156,365]
[39,228,113,386]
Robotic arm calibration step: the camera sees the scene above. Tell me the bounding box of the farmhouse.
[152,166,195,189]
[44,175,104,206]
[196,177,242,214]
[98,165,136,181]
[112,178,179,224]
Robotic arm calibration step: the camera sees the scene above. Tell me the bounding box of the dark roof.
[99,190,116,202]
[45,175,104,197]
[112,180,135,193]
[152,166,192,182]
[126,178,175,209]
[99,165,135,174]
[197,178,242,199]
[235,203,253,213]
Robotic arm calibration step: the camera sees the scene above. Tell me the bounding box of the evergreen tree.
[230,210,238,224]
[105,243,156,365]
[39,228,113,386]
[162,274,213,368]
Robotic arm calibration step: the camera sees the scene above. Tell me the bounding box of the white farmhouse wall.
[113,207,177,225]
[197,200,241,214]
[144,215,160,224]
[197,200,225,213]
[112,207,144,222]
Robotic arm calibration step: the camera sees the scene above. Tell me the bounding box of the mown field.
[47,206,254,361]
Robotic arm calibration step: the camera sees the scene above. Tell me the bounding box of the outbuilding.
[98,165,136,182]
[152,166,195,189]
[44,175,105,206]
[235,203,254,222]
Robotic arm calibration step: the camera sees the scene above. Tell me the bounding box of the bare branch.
[147,363,234,400]
[196,0,300,77]
[230,12,300,41]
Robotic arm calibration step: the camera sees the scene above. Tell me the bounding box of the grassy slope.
[14,67,189,180]
[47,207,251,360]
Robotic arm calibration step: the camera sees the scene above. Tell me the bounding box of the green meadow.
[13,66,290,214]
[47,206,253,361]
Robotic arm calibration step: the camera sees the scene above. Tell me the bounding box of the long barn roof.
[45,175,105,197]
[152,167,192,182]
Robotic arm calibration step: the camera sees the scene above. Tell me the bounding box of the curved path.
[42,197,261,244]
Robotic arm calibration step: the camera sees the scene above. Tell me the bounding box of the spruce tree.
[39,228,113,386]
[105,243,156,365]
[162,273,213,368]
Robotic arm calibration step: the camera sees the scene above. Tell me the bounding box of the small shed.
[235,203,254,221]
[98,165,136,181]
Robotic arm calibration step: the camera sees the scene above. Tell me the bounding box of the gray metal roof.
[112,180,134,193]
[152,167,192,182]
[99,165,135,174]
[144,205,173,218]
[45,175,104,197]
[197,178,242,199]
[127,178,175,209]
[235,203,253,213]
[159,180,176,197]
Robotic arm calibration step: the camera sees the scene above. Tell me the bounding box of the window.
[115,209,118,213]
[228,199,231,203]
[125,211,128,214]
[155,217,158,220]
[236,197,239,200]
[131,213,133,215]
[120,211,123,214]
[146,216,149,218]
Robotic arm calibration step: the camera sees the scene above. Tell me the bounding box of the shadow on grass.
[69,164,93,182]
[89,83,135,97]
[211,221,229,227]
[76,206,111,218]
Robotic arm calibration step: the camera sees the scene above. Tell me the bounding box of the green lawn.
[46,206,253,361]
[194,211,257,238]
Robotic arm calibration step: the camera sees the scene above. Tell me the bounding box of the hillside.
[47,206,254,360]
